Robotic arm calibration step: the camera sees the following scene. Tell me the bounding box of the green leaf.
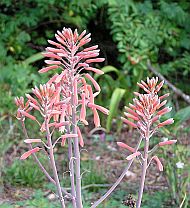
[94,65,120,79]
[23,52,44,65]
[106,88,126,132]
[173,106,190,127]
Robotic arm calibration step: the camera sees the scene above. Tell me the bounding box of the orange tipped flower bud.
[84,45,98,52]
[121,117,137,128]
[85,67,104,74]
[158,118,174,128]
[152,156,163,171]
[155,80,164,92]
[157,107,172,116]
[42,52,62,60]
[117,142,135,153]
[124,112,139,121]
[124,106,138,117]
[20,110,36,121]
[39,65,59,73]
[160,93,170,100]
[159,140,177,146]
[126,152,141,160]
[24,139,42,143]
[20,147,40,160]
[77,127,84,147]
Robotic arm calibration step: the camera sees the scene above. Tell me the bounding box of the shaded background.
[0,0,190,207]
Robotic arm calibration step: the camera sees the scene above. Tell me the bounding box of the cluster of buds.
[15,28,109,208]
[40,27,105,75]
[15,28,109,152]
[118,77,176,170]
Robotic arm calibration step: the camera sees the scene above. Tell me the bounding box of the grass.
[3,158,46,188]
[0,188,172,208]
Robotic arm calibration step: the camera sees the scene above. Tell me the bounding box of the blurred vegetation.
[0,0,190,207]
[1,0,190,130]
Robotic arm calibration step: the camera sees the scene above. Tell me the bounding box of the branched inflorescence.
[15,27,176,208]
[15,28,108,208]
[117,77,176,208]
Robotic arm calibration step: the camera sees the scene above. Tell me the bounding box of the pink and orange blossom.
[15,28,109,208]
[118,77,176,208]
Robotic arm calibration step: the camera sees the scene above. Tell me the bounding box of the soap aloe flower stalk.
[91,77,175,208]
[118,77,175,208]
[16,28,108,208]
[91,137,143,208]
[40,28,108,208]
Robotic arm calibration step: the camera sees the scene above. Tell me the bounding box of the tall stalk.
[21,120,72,198]
[91,137,143,208]
[67,125,77,208]
[136,127,150,208]
[45,114,65,208]
[71,76,83,208]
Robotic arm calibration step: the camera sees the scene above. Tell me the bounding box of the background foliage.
[1,0,190,122]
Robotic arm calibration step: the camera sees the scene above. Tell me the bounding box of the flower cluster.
[122,77,174,136]
[15,28,109,207]
[15,28,109,152]
[118,77,176,170]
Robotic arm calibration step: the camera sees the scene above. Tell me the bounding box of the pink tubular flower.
[157,107,172,116]
[61,134,78,146]
[121,117,137,128]
[158,118,174,128]
[85,67,104,74]
[88,103,109,115]
[20,147,41,160]
[117,142,135,153]
[126,152,141,160]
[152,156,163,171]
[121,77,174,137]
[77,127,84,147]
[85,74,101,93]
[93,108,100,127]
[24,139,42,143]
[39,65,59,73]
[159,140,177,146]
[20,110,36,121]
[80,93,88,125]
